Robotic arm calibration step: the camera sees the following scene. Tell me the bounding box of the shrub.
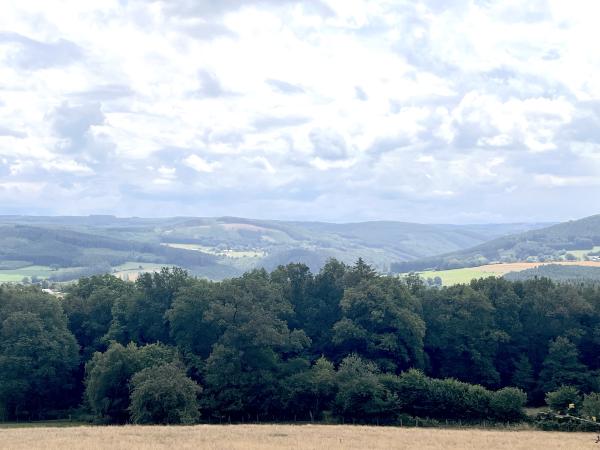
[395,369,433,418]
[84,342,180,423]
[394,370,525,422]
[129,363,201,424]
[460,383,492,419]
[430,378,493,420]
[334,355,399,423]
[490,387,527,421]
[427,378,490,420]
[582,392,600,419]
[545,386,582,414]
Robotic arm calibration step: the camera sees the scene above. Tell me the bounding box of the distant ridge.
[0,215,549,281]
[391,214,600,273]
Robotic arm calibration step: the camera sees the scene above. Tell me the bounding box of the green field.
[567,246,600,260]
[417,267,504,285]
[0,265,57,282]
[112,262,167,280]
[161,243,265,258]
[0,262,167,283]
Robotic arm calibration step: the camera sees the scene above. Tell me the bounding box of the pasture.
[0,265,61,282]
[0,424,596,450]
[161,242,265,258]
[567,246,600,260]
[112,262,166,281]
[417,261,600,285]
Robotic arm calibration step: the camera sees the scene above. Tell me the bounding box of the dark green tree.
[545,385,582,414]
[129,363,201,424]
[0,287,79,420]
[489,387,527,421]
[538,337,589,393]
[344,258,377,288]
[279,356,337,421]
[84,342,179,423]
[333,276,425,372]
[63,274,132,361]
[582,392,600,419]
[333,354,399,423]
[511,355,535,394]
[422,285,504,386]
[202,270,310,420]
[166,279,219,359]
[309,259,346,355]
[107,267,192,344]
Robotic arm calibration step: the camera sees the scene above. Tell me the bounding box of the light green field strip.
[0,265,55,282]
[567,246,600,260]
[417,268,504,285]
[161,242,265,258]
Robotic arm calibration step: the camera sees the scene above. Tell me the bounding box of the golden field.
[416,260,600,286]
[0,424,597,450]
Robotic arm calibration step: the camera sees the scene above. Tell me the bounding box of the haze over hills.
[392,214,600,273]
[0,215,548,281]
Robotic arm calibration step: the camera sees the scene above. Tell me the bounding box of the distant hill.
[0,215,548,281]
[391,214,600,273]
[504,264,600,284]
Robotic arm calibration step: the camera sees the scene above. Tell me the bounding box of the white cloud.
[0,0,598,222]
[183,154,219,173]
[45,159,94,174]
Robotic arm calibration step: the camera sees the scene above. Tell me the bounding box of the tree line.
[1,258,600,424]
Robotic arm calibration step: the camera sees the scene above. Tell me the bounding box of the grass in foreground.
[0,424,597,450]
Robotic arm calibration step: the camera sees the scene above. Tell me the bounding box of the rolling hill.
[0,215,547,281]
[391,214,600,273]
[504,264,600,283]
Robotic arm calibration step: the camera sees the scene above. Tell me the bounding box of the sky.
[1,0,600,223]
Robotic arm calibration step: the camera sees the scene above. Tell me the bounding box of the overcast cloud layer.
[1,0,599,223]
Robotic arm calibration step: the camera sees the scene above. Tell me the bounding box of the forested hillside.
[0,216,546,281]
[2,261,599,425]
[392,214,600,273]
[504,264,600,283]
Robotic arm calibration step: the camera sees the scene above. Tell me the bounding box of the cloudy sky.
[1,0,599,223]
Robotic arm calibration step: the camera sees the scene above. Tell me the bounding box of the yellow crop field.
[0,424,596,450]
[417,261,600,286]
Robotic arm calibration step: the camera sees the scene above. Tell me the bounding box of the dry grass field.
[417,260,600,285]
[0,424,597,450]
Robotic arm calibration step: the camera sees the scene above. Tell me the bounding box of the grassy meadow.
[566,246,600,260]
[0,265,65,282]
[0,424,596,450]
[111,262,166,281]
[161,243,265,258]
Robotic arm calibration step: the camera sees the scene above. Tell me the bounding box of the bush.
[545,386,582,414]
[129,363,201,424]
[395,369,433,418]
[333,355,399,423]
[534,411,600,432]
[582,392,600,419]
[490,387,526,421]
[84,342,180,423]
[393,369,526,422]
[426,378,491,420]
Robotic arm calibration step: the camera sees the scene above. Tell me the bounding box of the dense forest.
[505,264,600,283]
[2,259,600,426]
